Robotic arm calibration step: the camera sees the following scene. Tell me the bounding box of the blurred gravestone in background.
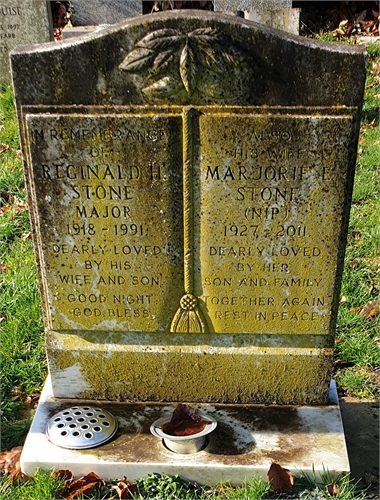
[0,0,52,84]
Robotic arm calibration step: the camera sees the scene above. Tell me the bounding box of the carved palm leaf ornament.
[120,28,249,333]
[119,28,249,101]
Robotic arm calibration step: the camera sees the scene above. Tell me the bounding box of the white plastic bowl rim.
[150,414,217,441]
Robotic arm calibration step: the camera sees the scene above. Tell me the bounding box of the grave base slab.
[21,377,349,485]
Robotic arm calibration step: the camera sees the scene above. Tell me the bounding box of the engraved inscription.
[195,112,353,334]
[26,113,184,332]
[1,4,51,83]
[0,5,22,53]
[26,108,354,336]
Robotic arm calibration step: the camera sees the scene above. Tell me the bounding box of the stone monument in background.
[70,0,141,26]
[214,0,300,33]
[0,0,52,84]
[11,10,366,483]
[65,0,299,36]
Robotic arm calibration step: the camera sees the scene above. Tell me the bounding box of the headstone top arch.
[11,10,365,107]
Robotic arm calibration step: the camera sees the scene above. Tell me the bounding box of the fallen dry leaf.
[10,385,24,398]
[161,403,208,436]
[327,483,340,496]
[51,469,74,481]
[21,232,32,240]
[349,231,362,240]
[333,28,346,38]
[0,197,27,215]
[0,143,11,153]
[171,403,201,424]
[9,386,39,416]
[0,446,23,474]
[333,358,345,364]
[113,476,138,499]
[333,359,351,368]
[0,144,21,156]
[65,481,99,499]
[358,300,379,319]
[267,463,294,493]
[10,469,29,483]
[0,446,28,482]
[0,263,8,274]
[162,419,208,436]
[368,283,379,295]
[373,62,380,75]
[368,119,377,129]
[0,190,12,204]
[51,469,74,496]
[14,201,28,214]
[65,471,105,499]
[351,300,379,320]
[363,20,376,31]
[22,393,40,414]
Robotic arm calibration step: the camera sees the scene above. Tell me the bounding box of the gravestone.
[243,8,300,34]
[214,0,300,34]
[11,10,366,483]
[0,0,52,84]
[67,0,298,35]
[70,0,141,26]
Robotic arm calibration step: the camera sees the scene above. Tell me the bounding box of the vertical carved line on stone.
[183,106,193,295]
[170,107,208,334]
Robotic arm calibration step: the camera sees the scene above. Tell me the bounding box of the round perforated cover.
[46,406,118,449]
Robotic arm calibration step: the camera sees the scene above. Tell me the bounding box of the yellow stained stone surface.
[194,111,353,334]
[12,10,366,406]
[26,112,184,332]
[25,106,355,403]
[47,331,333,404]
[26,107,354,338]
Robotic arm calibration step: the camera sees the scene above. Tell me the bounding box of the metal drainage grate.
[46,406,118,449]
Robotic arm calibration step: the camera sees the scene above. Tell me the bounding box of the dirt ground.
[340,396,379,497]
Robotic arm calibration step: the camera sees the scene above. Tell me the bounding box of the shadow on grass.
[0,418,32,452]
[362,107,380,125]
[339,397,379,485]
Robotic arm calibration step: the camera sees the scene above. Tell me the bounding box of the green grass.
[293,468,367,500]
[211,477,273,499]
[0,84,46,451]
[0,469,67,500]
[0,84,19,149]
[361,43,380,125]
[0,238,45,404]
[333,41,380,399]
[0,39,379,498]
[0,469,368,500]
[135,473,209,499]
